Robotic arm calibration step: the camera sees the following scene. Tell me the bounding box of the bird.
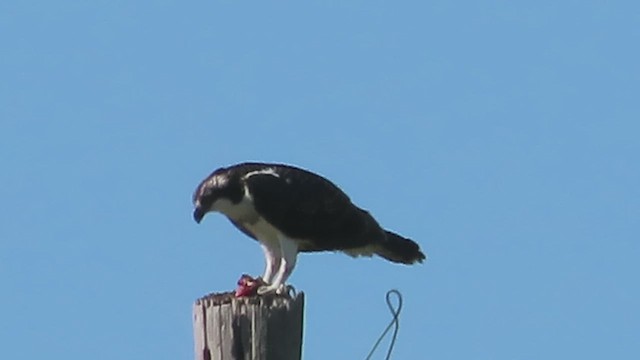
[192,162,426,295]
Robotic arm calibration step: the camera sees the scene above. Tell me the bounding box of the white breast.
[211,190,283,246]
[242,217,282,246]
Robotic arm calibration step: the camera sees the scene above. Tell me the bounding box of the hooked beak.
[193,207,205,224]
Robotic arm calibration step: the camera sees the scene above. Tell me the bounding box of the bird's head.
[192,169,243,223]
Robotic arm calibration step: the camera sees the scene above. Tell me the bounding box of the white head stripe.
[207,174,229,188]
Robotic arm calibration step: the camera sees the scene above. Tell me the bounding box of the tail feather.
[375,231,426,264]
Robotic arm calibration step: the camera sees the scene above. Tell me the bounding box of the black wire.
[365,289,403,360]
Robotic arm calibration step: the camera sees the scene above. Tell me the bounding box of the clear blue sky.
[1,1,638,359]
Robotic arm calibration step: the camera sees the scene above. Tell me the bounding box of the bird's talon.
[257,285,277,295]
[273,284,296,298]
[285,284,297,297]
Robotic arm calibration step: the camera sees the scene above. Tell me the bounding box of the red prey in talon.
[235,274,266,297]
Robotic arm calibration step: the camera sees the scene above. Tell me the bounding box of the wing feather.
[244,169,384,250]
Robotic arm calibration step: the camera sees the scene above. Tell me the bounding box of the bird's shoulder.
[238,163,350,206]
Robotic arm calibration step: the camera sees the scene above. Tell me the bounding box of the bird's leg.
[236,242,282,297]
[258,236,298,295]
[260,243,281,284]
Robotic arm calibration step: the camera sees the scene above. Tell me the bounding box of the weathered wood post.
[193,291,305,360]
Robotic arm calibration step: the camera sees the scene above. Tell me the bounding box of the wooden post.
[193,291,305,360]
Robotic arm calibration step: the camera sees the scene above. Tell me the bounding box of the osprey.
[192,162,426,295]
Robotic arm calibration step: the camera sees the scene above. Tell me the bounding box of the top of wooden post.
[195,290,304,308]
[193,291,305,360]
